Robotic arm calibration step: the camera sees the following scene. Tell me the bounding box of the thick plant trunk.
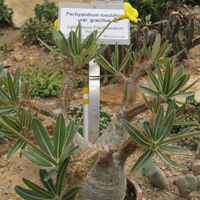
[65,115,138,200]
[61,61,153,199]
[80,153,127,200]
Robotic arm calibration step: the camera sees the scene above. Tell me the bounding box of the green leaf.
[175,103,185,117]
[96,54,116,74]
[32,117,54,158]
[7,71,17,103]
[146,67,161,93]
[2,115,21,132]
[179,78,200,94]
[13,67,21,86]
[114,42,119,71]
[155,62,163,86]
[44,170,57,181]
[74,55,82,65]
[153,105,164,140]
[172,91,195,98]
[59,145,78,165]
[20,150,49,166]
[14,186,50,200]
[158,127,196,146]
[0,129,18,139]
[162,60,171,94]
[154,40,169,62]
[38,37,67,59]
[130,150,152,174]
[76,20,81,45]
[62,187,84,200]
[118,52,130,72]
[22,178,54,198]
[7,139,23,159]
[71,31,78,55]
[20,163,55,170]
[53,113,66,159]
[56,157,71,196]
[151,34,161,62]
[171,65,184,86]
[155,150,187,169]
[0,86,12,101]
[0,106,13,114]
[39,169,56,194]
[96,45,107,55]
[141,92,153,112]
[14,80,20,97]
[159,145,189,152]
[143,120,153,140]
[166,100,176,118]
[27,146,55,166]
[121,119,150,147]
[138,86,158,96]
[157,110,175,141]
[81,30,97,51]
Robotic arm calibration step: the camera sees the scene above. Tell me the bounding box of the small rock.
[3,60,12,68]
[189,44,200,61]
[13,53,23,62]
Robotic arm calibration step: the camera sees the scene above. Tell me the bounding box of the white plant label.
[59,4,130,45]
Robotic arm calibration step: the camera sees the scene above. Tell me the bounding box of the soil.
[1,20,200,200]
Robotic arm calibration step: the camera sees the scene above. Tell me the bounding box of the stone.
[5,0,96,28]
[13,53,23,62]
[189,44,200,61]
[4,0,44,28]
[3,59,12,68]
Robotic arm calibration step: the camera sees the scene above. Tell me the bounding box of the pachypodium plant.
[1,3,200,200]
[0,113,89,199]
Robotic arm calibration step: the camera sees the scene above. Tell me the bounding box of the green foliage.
[20,66,65,98]
[0,43,14,52]
[0,0,14,27]
[138,58,200,100]
[121,56,200,174]
[1,108,39,158]
[0,61,35,145]
[15,163,84,200]
[96,42,130,80]
[121,102,200,174]
[68,106,112,136]
[174,98,200,150]
[131,14,168,33]
[0,113,84,200]
[39,21,107,66]
[128,0,177,23]
[74,75,86,88]
[21,2,58,44]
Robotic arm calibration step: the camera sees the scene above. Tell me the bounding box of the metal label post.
[89,59,100,143]
[83,88,89,141]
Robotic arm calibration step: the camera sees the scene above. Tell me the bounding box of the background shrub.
[21,2,58,44]
[0,0,14,27]
[128,0,178,23]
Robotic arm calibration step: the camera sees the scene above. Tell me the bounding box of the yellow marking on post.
[84,99,89,104]
[83,88,89,94]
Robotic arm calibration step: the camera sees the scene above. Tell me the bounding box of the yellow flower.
[54,19,58,30]
[117,3,138,23]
